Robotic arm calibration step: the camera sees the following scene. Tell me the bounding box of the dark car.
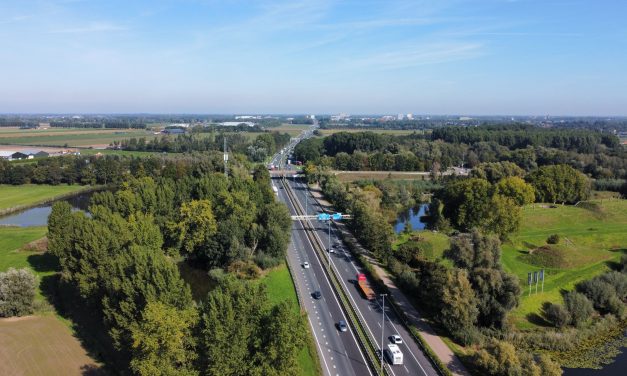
[337,320,348,332]
[312,291,322,300]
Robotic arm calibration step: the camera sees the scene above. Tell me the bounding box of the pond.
[564,346,627,376]
[394,204,429,234]
[0,191,94,227]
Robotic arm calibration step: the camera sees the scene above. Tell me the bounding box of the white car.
[303,262,310,269]
[327,248,335,253]
[390,334,403,344]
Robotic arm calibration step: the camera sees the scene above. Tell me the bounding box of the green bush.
[564,291,594,327]
[547,234,560,244]
[0,267,37,317]
[542,302,571,328]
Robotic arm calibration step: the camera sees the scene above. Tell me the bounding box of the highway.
[271,122,439,376]
[275,179,372,376]
[285,176,439,376]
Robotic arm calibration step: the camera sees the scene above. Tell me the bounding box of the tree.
[258,301,307,376]
[176,200,218,256]
[527,164,590,204]
[198,277,265,376]
[471,161,526,183]
[0,268,37,317]
[446,230,501,270]
[130,301,198,376]
[542,302,571,328]
[494,176,535,206]
[563,291,594,327]
[440,269,479,344]
[102,246,193,352]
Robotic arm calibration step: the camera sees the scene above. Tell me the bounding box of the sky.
[0,0,626,115]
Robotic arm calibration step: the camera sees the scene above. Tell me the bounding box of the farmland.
[0,127,156,147]
[334,170,430,182]
[0,315,103,376]
[0,184,89,212]
[501,199,627,328]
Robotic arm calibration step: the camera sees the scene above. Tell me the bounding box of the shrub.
[547,234,560,244]
[576,277,624,317]
[0,268,37,317]
[564,291,594,327]
[542,302,571,328]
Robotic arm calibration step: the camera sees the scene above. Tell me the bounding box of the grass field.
[393,230,450,263]
[0,127,156,147]
[262,264,320,376]
[271,124,311,137]
[502,199,627,328]
[0,184,88,212]
[0,315,103,376]
[335,171,430,182]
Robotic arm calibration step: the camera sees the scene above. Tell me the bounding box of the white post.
[381,293,387,374]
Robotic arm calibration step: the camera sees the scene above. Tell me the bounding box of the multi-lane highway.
[275,180,372,376]
[285,176,439,376]
[271,123,440,376]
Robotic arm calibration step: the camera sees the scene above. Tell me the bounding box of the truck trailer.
[385,344,404,365]
[356,273,376,300]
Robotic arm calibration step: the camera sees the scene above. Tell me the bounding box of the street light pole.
[381,293,387,375]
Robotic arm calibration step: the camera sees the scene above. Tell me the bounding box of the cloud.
[49,21,127,34]
[343,42,484,71]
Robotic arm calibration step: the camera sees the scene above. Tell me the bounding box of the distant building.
[397,114,404,120]
[235,115,261,120]
[168,123,190,128]
[22,149,50,158]
[10,152,29,160]
[406,113,413,120]
[331,113,349,121]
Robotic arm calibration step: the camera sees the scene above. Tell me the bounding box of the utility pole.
[223,136,228,178]
[381,293,387,375]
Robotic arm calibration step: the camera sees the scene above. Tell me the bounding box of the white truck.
[385,344,403,365]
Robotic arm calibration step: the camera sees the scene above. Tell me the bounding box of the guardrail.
[294,179,452,376]
[281,177,390,376]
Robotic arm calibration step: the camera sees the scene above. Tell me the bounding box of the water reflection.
[394,204,428,234]
[0,191,94,227]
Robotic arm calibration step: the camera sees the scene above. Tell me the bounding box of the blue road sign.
[317,213,330,221]
[332,213,342,220]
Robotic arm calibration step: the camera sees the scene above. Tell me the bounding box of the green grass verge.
[393,230,453,267]
[0,184,89,212]
[0,226,56,302]
[502,199,627,329]
[262,263,321,376]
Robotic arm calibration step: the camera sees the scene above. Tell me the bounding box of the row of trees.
[294,128,627,179]
[0,152,241,186]
[431,124,620,153]
[112,132,291,162]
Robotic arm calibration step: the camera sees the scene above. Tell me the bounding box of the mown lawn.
[393,230,452,265]
[0,226,56,302]
[0,184,88,211]
[262,264,320,376]
[502,199,627,329]
[0,129,154,147]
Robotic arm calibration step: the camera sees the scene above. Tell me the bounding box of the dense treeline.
[0,153,234,186]
[47,158,303,374]
[113,132,291,162]
[431,124,620,153]
[296,126,626,179]
[50,120,147,129]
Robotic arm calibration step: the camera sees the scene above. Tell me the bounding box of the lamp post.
[381,293,387,374]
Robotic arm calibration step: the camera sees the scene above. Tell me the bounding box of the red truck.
[356,273,376,300]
